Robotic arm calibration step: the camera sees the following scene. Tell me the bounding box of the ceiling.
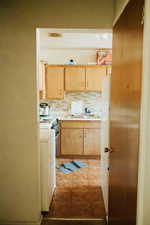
[38,29,112,49]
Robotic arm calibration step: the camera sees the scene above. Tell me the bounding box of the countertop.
[59,117,101,121]
[40,114,102,123]
[40,118,56,128]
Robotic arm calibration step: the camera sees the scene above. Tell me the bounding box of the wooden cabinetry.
[107,65,112,75]
[60,120,101,157]
[84,129,100,155]
[45,66,64,99]
[65,67,85,91]
[61,129,83,155]
[42,65,109,100]
[39,63,46,100]
[86,67,106,91]
[65,65,106,92]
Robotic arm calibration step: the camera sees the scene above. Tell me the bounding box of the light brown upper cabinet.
[64,66,106,92]
[86,67,106,91]
[107,65,112,75]
[45,66,64,99]
[43,65,109,99]
[39,63,46,100]
[65,66,85,91]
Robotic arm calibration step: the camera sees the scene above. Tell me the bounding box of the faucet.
[84,107,91,114]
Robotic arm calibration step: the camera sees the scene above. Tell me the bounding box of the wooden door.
[45,66,64,99]
[86,67,106,91]
[61,129,83,155]
[65,67,85,91]
[84,129,100,155]
[109,0,144,225]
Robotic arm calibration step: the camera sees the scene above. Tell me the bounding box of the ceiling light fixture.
[48,33,63,38]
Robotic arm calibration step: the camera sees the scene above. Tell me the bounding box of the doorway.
[37,29,112,222]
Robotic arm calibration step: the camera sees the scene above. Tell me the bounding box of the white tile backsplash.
[41,92,102,114]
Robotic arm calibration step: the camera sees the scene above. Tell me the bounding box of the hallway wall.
[137,0,150,225]
[39,48,97,65]
[0,1,114,224]
[114,0,130,23]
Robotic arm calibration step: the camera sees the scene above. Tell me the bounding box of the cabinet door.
[65,67,85,91]
[107,66,112,75]
[39,63,46,99]
[86,67,106,91]
[84,129,100,155]
[45,66,64,99]
[61,129,83,155]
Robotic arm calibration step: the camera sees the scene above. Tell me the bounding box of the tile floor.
[45,158,105,219]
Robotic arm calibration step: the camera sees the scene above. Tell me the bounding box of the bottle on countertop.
[40,103,50,117]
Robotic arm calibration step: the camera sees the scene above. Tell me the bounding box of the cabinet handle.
[86,82,88,88]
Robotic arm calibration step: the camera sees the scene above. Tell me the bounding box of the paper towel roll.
[71,101,83,115]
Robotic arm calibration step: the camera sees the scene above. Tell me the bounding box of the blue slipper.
[72,160,87,168]
[63,162,80,171]
[59,165,71,173]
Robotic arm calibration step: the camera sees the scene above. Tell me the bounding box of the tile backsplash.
[42,92,102,114]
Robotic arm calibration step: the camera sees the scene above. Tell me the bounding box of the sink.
[67,114,100,119]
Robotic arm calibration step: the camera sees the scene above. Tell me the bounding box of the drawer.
[61,120,84,128]
[83,121,101,128]
[60,120,100,129]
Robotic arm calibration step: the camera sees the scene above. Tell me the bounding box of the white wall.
[40,49,97,64]
[113,0,130,24]
[0,1,114,224]
[137,0,150,225]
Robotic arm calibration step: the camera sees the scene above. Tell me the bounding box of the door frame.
[137,0,150,224]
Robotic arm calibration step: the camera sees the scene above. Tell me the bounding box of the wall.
[0,0,114,224]
[137,0,150,225]
[113,0,130,24]
[40,49,97,64]
[42,92,102,114]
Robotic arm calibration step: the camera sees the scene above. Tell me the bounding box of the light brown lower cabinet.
[61,128,83,155]
[84,129,100,155]
[60,121,101,156]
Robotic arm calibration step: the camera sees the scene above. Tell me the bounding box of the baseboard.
[0,215,42,225]
[56,155,100,160]
[0,222,41,225]
[42,218,106,225]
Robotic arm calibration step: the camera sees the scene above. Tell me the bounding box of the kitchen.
[37,29,112,221]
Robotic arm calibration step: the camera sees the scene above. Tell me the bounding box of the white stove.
[39,119,56,212]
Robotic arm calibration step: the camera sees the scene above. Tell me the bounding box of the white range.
[40,120,56,212]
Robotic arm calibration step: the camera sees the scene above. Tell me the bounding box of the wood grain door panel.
[109,0,144,224]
